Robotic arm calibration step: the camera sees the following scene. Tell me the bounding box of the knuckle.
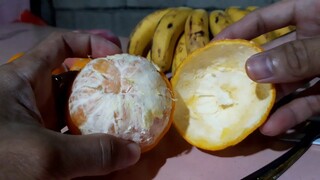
[0,66,25,93]
[252,11,267,35]
[304,95,320,116]
[284,40,311,77]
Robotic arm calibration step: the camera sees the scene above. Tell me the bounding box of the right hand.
[214,0,320,136]
[215,0,320,46]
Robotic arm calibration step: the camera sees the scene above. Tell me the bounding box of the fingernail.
[260,121,274,136]
[125,143,141,166]
[246,53,274,81]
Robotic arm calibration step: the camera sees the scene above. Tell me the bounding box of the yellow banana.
[151,7,192,72]
[184,9,210,54]
[246,6,259,11]
[146,50,151,60]
[225,6,249,22]
[209,10,232,36]
[128,8,172,57]
[273,26,294,38]
[252,34,270,45]
[172,33,187,75]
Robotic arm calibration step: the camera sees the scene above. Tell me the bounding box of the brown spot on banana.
[157,48,161,58]
[195,31,205,37]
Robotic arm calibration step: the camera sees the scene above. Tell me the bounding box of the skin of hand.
[214,0,320,136]
[0,31,140,179]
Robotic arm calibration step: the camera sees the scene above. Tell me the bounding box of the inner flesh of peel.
[173,42,274,150]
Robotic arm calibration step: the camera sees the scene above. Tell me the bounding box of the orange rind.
[65,58,91,71]
[171,39,276,151]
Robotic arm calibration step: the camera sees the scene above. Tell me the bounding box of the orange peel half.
[171,39,276,151]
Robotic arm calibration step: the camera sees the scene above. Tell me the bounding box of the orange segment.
[171,39,276,151]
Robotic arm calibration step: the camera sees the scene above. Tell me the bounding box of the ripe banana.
[184,9,210,54]
[246,6,258,11]
[151,7,192,72]
[209,10,232,36]
[225,6,249,22]
[172,33,187,75]
[273,26,294,38]
[128,8,171,57]
[146,50,151,60]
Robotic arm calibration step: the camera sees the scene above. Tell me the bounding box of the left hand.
[0,31,140,179]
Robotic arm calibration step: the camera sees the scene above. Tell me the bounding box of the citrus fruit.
[171,39,276,151]
[7,52,25,63]
[64,58,91,71]
[67,54,175,152]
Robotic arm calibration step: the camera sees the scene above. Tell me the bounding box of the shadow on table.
[75,126,193,180]
[74,125,295,180]
[202,130,294,157]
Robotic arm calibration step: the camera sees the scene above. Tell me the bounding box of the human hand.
[214,0,320,136]
[0,31,140,179]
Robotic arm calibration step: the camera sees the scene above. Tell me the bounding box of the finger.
[13,31,122,74]
[262,31,296,50]
[214,0,295,40]
[83,29,122,49]
[261,81,320,136]
[58,133,140,178]
[274,80,309,101]
[260,95,320,136]
[245,38,320,83]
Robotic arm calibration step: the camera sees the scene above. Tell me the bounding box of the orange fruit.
[67,54,175,153]
[65,58,91,71]
[7,52,25,63]
[171,39,276,151]
[52,64,68,75]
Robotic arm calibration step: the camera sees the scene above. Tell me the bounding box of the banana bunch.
[128,7,209,73]
[128,6,295,74]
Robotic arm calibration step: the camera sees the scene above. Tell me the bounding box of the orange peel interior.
[171,39,276,151]
[67,54,175,153]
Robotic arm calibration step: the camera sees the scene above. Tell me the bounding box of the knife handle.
[52,71,78,131]
[242,120,320,180]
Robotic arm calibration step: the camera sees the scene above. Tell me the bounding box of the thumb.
[245,38,320,83]
[58,133,141,178]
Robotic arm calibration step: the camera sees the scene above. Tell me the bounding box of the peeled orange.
[67,54,175,152]
[171,39,276,151]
